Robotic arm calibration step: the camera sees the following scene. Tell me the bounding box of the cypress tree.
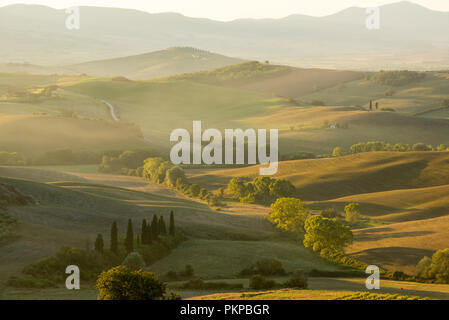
[151,214,159,240]
[125,219,134,253]
[369,100,373,111]
[159,216,167,235]
[141,219,147,244]
[95,233,104,253]
[110,221,118,254]
[169,211,175,236]
[146,224,153,245]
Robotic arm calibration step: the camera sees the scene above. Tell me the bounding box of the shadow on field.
[355,229,433,242]
[350,246,435,268]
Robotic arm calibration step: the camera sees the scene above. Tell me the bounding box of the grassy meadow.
[1,57,449,300]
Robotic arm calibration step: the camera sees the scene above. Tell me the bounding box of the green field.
[1,57,449,300]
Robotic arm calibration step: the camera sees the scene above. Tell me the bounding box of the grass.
[149,239,344,279]
[167,61,362,98]
[345,214,449,274]
[0,113,147,158]
[190,277,449,300]
[302,73,449,115]
[188,151,449,201]
[30,165,99,174]
[0,170,341,295]
[317,184,449,222]
[70,47,244,80]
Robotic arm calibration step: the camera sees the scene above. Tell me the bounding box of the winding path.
[100,99,119,122]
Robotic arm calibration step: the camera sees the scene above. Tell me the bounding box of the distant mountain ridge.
[0,2,448,69]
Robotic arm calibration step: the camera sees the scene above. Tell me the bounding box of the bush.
[249,275,277,290]
[8,246,122,288]
[7,275,56,288]
[96,266,167,300]
[373,70,425,86]
[239,258,285,277]
[415,248,449,283]
[321,208,339,218]
[122,252,145,271]
[255,258,285,276]
[284,270,308,289]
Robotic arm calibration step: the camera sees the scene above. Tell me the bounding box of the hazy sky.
[1,0,448,20]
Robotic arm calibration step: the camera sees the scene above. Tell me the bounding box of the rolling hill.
[347,214,449,274]
[302,72,449,115]
[166,61,363,97]
[0,168,342,287]
[0,113,147,158]
[67,47,245,80]
[0,2,448,69]
[187,151,449,201]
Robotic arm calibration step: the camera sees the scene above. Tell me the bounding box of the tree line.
[8,211,183,289]
[332,141,449,157]
[227,176,296,205]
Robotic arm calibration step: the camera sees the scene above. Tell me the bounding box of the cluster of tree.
[98,150,158,174]
[238,258,286,277]
[8,212,181,289]
[140,157,223,206]
[102,211,177,258]
[280,152,316,161]
[34,149,103,165]
[270,197,362,232]
[373,70,426,86]
[0,151,25,166]
[164,264,195,281]
[228,177,296,205]
[249,269,308,290]
[322,120,349,129]
[170,61,290,86]
[416,248,449,284]
[7,246,122,288]
[332,141,449,157]
[267,198,368,271]
[2,85,58,103]
[303,215,353,253]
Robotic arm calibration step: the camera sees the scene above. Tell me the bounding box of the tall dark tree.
[126,219,134,253]
[159,216,167,235]
[369,100,373,111]
[169,211,175,236]
[145,224,153,245]
[110,221,118,254]
[375,102,379,110]
[141,219,147,244]
[95,233,104,254]
[151,214,159,240]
